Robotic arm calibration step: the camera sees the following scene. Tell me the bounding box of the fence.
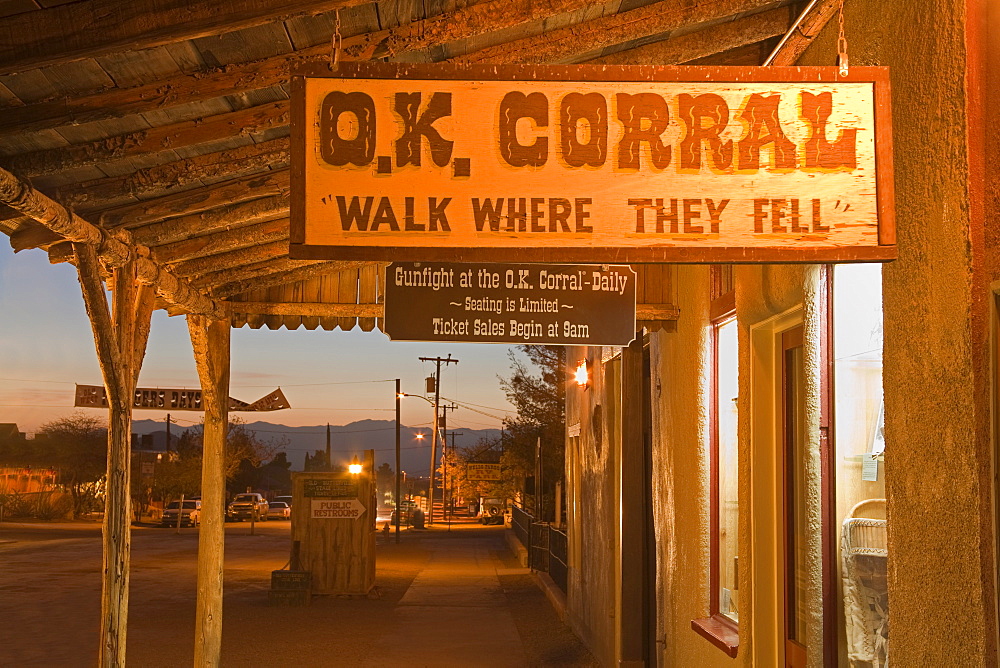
[510,503,568,594]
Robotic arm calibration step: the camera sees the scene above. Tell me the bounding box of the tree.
[498,345,566,520]
[151,418,284,501]
[33,413,107,518]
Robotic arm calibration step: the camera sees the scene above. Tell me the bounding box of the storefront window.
[715,316,739,623]
[834,264,888,667]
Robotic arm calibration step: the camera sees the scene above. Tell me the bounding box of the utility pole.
[446,429,462,529]
[326,423,331,471]
[395,379,401,544]
[419,354,458,525]
[165,413,171,452]
[439,404,456,529]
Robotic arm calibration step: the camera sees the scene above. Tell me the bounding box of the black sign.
[303,479,358,498]
[384,262,636,346]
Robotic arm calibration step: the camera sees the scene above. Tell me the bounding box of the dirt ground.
[0,518,595,667]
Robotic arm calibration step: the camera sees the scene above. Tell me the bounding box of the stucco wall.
[801,0,995,662]
[566,345,619,665]
[646,265,720,666]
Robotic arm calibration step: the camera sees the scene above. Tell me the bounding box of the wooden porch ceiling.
[0,0,836,332]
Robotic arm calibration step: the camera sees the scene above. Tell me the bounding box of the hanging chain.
[837,0,849,76]
[330,10,342,68]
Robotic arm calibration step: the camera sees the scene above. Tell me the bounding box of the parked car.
[267,501,290,520]
[272,495,292,508]
[161,499,201,527]
[227,493,269,521]
[479,498,506,525]
[390,500,417,526]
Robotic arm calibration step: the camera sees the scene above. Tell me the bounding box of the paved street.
[0,518,594,667]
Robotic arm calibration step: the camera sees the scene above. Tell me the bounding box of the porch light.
[574,359,590,388]
[348,456,363,475]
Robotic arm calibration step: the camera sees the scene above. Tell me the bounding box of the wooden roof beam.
[227,301,381,318]
[59,138,289,210]
[195,257,324,291]
[169,239,290,277]
[97,171,289,229]
[4,102,289,178]
[0,0,367,76]
[0,165,223,318]
[450,0,785,64]
[586,4,793,65]
[341,0,594,60]
[766,0,841,65]
[0,0,602,138]
[210,261,367,299]
[9,221,64,252]
[127,195,288,245]
[150,218,289,264]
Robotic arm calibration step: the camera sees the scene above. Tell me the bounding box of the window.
[716,316,740,624]
[833,264,887,667]
[692,267,739,657]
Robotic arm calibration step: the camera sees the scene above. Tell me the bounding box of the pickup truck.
[227,493,269,521]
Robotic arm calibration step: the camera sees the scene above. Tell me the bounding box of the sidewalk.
[365,527,530,666]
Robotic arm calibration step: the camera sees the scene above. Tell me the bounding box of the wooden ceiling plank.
[356,263,378,331]
[767,0,840,65]
[211,261,367,300]
[586,4,792,65]
[0,0,369,75]
[318,270,340,330]
[6,101,289,177]
[340,0,595,61]
[336,266,359,331]
[93,170,288,227]
[151,218,288,263]
[57,137,289,209]
[449,0,781,64]
[169,239,289,277]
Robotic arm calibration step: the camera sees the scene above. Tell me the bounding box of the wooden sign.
[74,384,290,412]
[466,463,502,482]
[310,498,365,519]
[302,478,357,498]
[383,262,636,346]
[291,456,375,596]
[290,63,893,263]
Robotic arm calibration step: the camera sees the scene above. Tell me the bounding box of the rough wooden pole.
[188,315,230,668]
[74,243,154,667]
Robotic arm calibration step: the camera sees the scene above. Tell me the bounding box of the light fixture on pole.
[348,455,362,475]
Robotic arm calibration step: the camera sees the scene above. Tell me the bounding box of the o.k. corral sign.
[384,262,636,346]
[289,63,893,263]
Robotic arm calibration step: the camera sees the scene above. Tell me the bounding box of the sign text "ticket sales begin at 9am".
[290,63,894,264]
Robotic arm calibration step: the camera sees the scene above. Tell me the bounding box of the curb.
[504,528,528,568]
[532,569,568,623]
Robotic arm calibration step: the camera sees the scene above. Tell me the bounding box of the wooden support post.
[188,315,230,668]
[74,242,154,668]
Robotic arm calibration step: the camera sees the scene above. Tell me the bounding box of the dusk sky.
[0,244,518,436]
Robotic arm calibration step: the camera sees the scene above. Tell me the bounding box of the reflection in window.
[834,264,888,667]
[715,316,739,623]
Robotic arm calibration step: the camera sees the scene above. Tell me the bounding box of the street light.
[399,391,447,525]
[348,455,362,475]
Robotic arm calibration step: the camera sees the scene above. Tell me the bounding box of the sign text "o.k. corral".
[290,63,894,264]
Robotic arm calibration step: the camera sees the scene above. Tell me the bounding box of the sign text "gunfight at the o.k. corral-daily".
[290,63,894,264]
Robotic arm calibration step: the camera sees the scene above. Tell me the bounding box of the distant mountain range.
[130,418,501,476]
